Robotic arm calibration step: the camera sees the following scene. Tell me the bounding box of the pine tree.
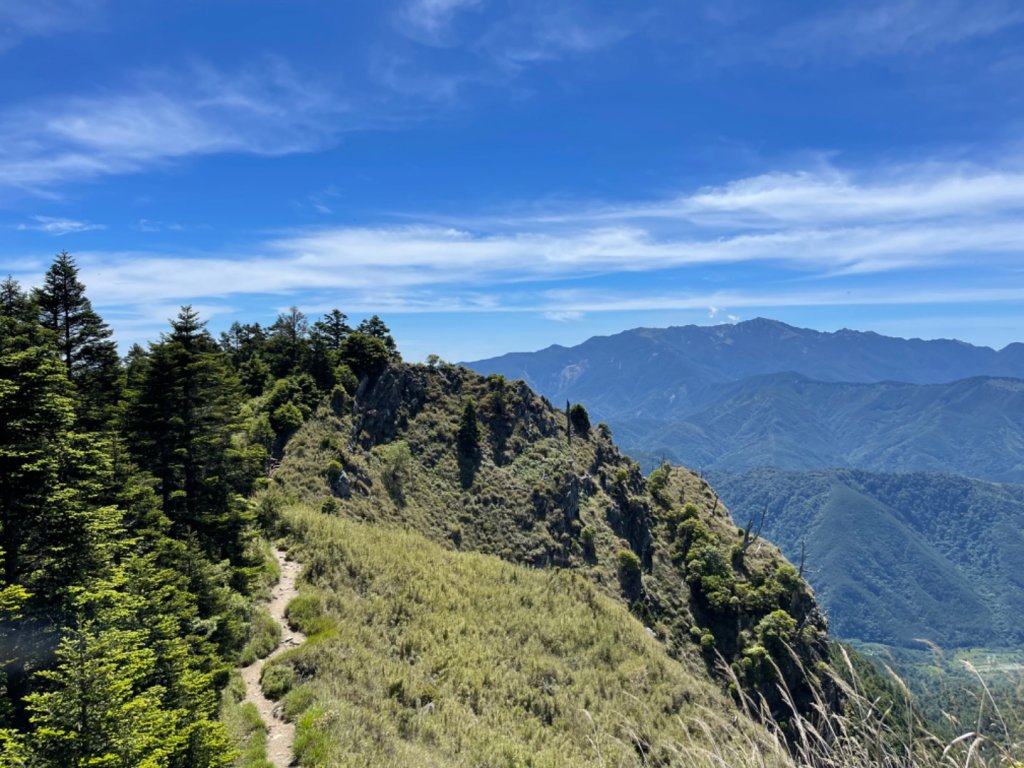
[264,306,309,378]
[128,307,253,561]
[218,321,265,367]
[0,290,117,597]
[32,252,121,429]
[457,399,481,488]
[0,277,32,323]
[356,314,398,356]
[312,309,351,350]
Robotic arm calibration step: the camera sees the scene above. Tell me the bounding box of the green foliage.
[271,401,304,436]
[713,468,1024,647]
[340,332,389,379]
[355,314,397,356]
[456,398,481,487]
[127,306,256,560]
[32,251,122,429]
[239,606,281,666]
[375,440,413,504]
[580,526,596,559]
[569,403,590,436]
[616,549,643,600]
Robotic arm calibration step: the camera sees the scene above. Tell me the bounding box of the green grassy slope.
[710,468,1024,647]
[266,506,792,768]
[257,362,835,758]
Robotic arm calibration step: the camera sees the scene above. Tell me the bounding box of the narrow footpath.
[240,549,307,767]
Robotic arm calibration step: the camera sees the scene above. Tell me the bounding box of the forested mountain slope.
[467,321,1024,481]
[467,318,1024,418]
[709,468,1024,648]
[620,374,1024,481]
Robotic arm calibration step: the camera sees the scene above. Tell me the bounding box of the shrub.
[261,663,297,700]
[271,402,304,436]
[340,333,389,379]
[616,549,643,600]
[376,440,413,503]
[580,526,596,558]
[569,403,591,436]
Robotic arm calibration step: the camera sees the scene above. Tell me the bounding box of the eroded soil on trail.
[240,549,306,767]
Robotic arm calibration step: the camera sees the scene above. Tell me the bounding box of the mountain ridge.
[465,319,1024,482]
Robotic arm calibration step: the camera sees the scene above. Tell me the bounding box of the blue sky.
[2,0,1024,361]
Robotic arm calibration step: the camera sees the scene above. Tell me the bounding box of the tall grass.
[710,643,1023,768]
[267,504,792,768]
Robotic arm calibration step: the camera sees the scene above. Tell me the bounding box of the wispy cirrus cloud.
[0,59,348,191]
[396,0,484,46]
[384,0,636,100]
[9,153,1024,341]
[773,0,1024,60]
[16,215,105,235]
[515,160,1024,231]
[0,0,105,52]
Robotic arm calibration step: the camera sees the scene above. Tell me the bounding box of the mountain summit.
[466,319,1024,481]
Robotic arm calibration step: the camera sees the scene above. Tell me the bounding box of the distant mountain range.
[467,319,1024,482]
[709,468,1024,648]
[468,319,1024,650]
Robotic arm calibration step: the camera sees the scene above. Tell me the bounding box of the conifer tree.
[128,307,252,561]
[32,252,121,428]
[457,399,481,487]
[0,286,117,596]
[312,309,351,351]
[218,321,265,367]
[356,314,397,356]
[264,306,309,377]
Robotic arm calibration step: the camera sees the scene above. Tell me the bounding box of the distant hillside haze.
[618,374,1024,482]
[709,468,1024,648]
[468,318,1024,410]
[466,319,1024,481]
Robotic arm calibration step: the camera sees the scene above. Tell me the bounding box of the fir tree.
[128,307,253,561]
[264,306,309,378]
[312,309,351,350]
[32,252,121,428]
[356,314,397,356]
[457,399,481,488]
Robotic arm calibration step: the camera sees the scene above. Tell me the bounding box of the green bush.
[271,402,304,435]
[340,333,389,379]
[569,403,590,436]
[261,663,297,700]
[616,549,643,600]
[580,526,596,558]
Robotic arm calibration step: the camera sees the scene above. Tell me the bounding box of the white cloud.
[8,153,1024,335]
[526,162,1024,230]
[477,6,634,71]
[16,215,104,235]
[135,219,184,233]
[775,0,1024,60]
[544,310,584,322]
[0,59,348,191]
[0,0,104,52]
[396,0,484,45]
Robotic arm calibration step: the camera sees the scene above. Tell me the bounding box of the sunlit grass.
[265,504,791,767]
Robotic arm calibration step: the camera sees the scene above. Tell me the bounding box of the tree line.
[0,251,396,766]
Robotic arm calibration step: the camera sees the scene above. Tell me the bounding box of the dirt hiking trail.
[240,549,306,767]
